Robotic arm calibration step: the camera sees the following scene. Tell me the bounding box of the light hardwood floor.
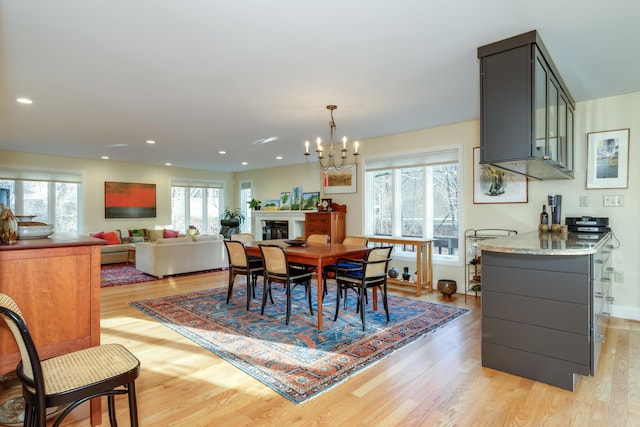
[2,271,639,426]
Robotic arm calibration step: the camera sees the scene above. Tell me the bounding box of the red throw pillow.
[101,231,121,245]
[163,229,179,238]
[89,231,103,239]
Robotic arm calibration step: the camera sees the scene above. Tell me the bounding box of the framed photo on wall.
[323,164,357,194]
[473,147,528,204]
[586,128,630,189]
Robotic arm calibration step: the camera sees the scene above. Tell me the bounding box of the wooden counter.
[366,236,433,296]
[0,235,104,425]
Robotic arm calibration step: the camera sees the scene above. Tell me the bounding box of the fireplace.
[263,220,289,240]
[252,211,306,241]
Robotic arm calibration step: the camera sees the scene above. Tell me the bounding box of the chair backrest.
[342,236,368,246]
[364,246,393,279]
[231,233,255,243]
[259,244,288,276]
[224,240,249,268]
[307,234,329,245]
[0,293,40,382]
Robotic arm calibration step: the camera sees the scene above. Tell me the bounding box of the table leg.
[316,260,323,329]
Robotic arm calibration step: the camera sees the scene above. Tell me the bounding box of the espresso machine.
[548,194,562,225]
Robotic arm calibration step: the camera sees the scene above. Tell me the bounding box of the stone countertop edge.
[477,231,611,256]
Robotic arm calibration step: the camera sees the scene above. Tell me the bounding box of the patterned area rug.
[130,285,469,403]
[100,263,225,287]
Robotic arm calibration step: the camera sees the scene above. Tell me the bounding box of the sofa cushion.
[130,236,145,243]
[194,234,223,242]
[163,228,180,238]
[102,231,121,245]
[129,228,149,239]
[148,229,163,242]
[155,236,193,244]
[89,231,103,239]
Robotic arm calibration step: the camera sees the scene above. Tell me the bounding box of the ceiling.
[2,1,640,173]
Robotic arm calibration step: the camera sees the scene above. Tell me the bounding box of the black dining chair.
[322,235,369,296]
[224,239,266,310]
[259,244,315,325]
[0,292,141,427]
[333,246,393,330]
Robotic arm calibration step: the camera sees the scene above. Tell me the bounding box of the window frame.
[363,145,463,266]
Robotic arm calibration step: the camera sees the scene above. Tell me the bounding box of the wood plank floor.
[2,270,639,426]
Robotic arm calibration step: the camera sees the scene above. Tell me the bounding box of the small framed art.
[586,128,630,189]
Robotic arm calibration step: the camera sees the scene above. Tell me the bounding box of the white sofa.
[135,234,228,278]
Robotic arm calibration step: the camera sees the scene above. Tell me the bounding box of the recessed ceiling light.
[16,98,33,104]
[219,151,226,155]
[241,162,248,166]
[146,140,156,144]
[165,162,172,166]
[101,156,109,160]
[276,156,283,160]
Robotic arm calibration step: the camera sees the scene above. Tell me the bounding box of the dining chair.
[230,233,255,243]
[259,244,314,325]
[0,292,141,427]
[333,246,393,330]
[322,236,369,296]
[306,234,330,244]
[224,239,266,310]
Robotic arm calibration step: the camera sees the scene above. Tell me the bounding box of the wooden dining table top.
[244,239,369,329]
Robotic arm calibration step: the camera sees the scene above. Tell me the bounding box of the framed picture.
[279,192,291,210]
[473,147,528,204]
[291,186,302,210]
[105,182,156,218]
[262,199,280,211]
[301,192,320,210]
[323,164,357,194]
[586,128,630,189]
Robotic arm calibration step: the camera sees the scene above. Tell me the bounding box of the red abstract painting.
[105,182,156,218]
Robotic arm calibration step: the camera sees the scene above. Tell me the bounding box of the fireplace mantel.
[252,211,307,241]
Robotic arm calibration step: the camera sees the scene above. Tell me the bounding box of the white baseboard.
[611,304,640,321]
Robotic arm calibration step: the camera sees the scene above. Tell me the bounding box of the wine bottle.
[540,205,548,225]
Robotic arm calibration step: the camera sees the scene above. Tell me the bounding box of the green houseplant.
[220,208,245,227]
[247,198,262,210]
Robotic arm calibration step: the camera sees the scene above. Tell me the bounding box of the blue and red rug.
[130,285,469,404]
[100,263,224,287]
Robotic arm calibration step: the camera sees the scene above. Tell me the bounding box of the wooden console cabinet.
[0,236,103,425]
[305,211,346,244]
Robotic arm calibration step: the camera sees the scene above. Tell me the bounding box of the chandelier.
[304,105,359,171]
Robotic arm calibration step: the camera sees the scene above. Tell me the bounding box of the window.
[0,179,82,234]
[365,147,461,263]
[239,181,253,233]
[171,180,224,235]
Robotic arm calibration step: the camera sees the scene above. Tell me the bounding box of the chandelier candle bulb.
[305,140,309,154]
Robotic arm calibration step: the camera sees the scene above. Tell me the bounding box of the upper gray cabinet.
[478,30,575,180]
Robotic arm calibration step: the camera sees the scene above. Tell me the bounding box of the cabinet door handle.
[595,334,606,344]
[606,296,615,302]
[595,260,604,264]
[602,312,611,318]
[594,291,604,298]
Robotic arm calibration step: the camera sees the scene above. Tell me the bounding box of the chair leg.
[307,280,314,316]
[226,271,236,304]
[261,279,271,315]
[128,381,139,427]
[382,284,390,322]
[107,394,117,426]
[245,275,252,311]
[285,282,292,325]
[333,283,341,321]
[360,286,367,331]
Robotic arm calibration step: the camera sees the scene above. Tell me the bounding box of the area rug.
[130,285,469,404]
[100,263,225,287]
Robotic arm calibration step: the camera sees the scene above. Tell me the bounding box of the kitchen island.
[478,231,613,391]
[0,235,104,425]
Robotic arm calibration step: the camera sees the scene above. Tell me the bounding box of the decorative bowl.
[18,224,55,239]
[15,215,37,222]
[284,240,307,246]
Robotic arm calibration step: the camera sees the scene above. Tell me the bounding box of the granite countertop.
[478,231,611,255]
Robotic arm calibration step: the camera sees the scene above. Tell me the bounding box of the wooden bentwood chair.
[0,292,140,427]
[333,246,393,330]
[259,244,315,325]
[224,239,265,310]
[322,236,369,296]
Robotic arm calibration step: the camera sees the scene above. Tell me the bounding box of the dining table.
[244,239,369,330]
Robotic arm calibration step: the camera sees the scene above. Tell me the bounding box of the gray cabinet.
[481,234,612,391]
[478,30,575,180]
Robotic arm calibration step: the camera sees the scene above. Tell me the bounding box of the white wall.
[3,91,638,319]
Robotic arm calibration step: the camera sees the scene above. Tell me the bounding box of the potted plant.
[220,208,245,227]
[247,198,262,210]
